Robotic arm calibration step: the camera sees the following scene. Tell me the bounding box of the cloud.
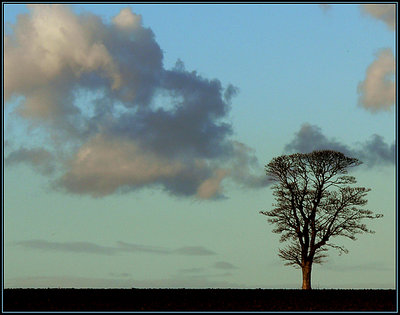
[176,271,234,279]
[177,261,237,275]
[4,5,121,107]
[284,123,395,167]
[14,240,119,255]
[146,275,239,288]
[357,49,395,112]
[360,4,396,30]
[358,6,395,113]
[109,272,131,278]
[54,134,190,197]
[319,4,332,13]
[14,239,217,256]
[356,134,396,167]
[229,142,271,188]
[179,267,205,274]
[4,4,265,200]
[112,7,142,30]
[284,123,350,155]
[116,241,170,254]
[214,261,238,270]
[196,169,229,199]
[5,147,57,175]
[172,246,217,256]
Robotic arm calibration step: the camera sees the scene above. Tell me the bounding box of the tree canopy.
[260,150,383,289]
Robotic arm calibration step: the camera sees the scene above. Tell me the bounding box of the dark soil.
[3,288,397,312]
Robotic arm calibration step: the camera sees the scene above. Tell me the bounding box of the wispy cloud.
[14,239,216,256]
[214,261,238,270]
[177,261,238,277]
[178,267,205,274]
[284,123,395,167]
[14,240,120,255]
[4,4,266,200]
[116,241,170,254]
[172,246,217,256]
[109,272,132,278]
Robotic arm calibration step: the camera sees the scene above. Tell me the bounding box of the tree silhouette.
[260,150,383,290]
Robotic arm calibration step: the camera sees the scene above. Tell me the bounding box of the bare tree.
[260,150,383,290]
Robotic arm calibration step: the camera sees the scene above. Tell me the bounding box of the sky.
[3,3,396,289]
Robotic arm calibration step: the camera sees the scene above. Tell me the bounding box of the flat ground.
[3,288,397,311]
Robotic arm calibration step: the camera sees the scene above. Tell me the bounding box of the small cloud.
[360,4,396,31]
[229,141,271,189]
[173,246,217,256]
[117,241,170,254]
[356,134,396,166]
[183,272,234,278]
[118,241,217,256]
[5,147,57,175]
[112,7,142,30]
[319,4,332,13]
[178,267,205,274]
[285,123,395,167]
[214,261,238,270]
[284,123,350,155]
[14,240,119,255]
[14,239,218,257]
[110,272,131,278]
[196,169,229,200]
[357,49,395,112]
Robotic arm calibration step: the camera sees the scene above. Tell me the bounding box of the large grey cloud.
[284,123,395,167]
[4,5,267,199]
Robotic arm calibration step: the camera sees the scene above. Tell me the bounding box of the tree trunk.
[302,261,312,290]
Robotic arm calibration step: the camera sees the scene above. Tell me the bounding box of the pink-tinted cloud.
[357,49,395,112]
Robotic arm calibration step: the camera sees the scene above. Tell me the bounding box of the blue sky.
[3,3,396,289]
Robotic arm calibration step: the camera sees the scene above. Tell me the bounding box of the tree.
[260,150,383,290]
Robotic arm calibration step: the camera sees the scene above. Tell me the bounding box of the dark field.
[3,288,397,312]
